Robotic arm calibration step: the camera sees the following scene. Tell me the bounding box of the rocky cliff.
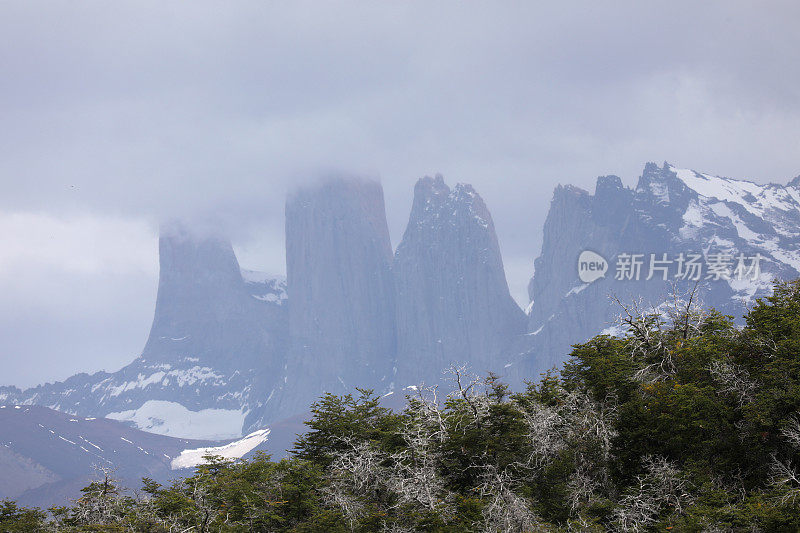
[393,175,526,385]
[516,162,800,379]
[279,177,396,413]
[143,221,287,373]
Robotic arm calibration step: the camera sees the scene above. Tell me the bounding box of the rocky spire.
[393,175,526,385]
[142,220,287,373]
[283,177,396,402]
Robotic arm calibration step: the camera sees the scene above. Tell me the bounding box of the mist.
[2,1,799,387]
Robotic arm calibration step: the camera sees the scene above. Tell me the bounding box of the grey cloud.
[1,1,799,385]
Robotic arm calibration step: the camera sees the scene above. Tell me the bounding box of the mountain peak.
[156,221,242,287]
[394,176,525,385]
[633,163,696,207]
[523,160,800,385]
[594,175,625,198]
[413,174,451,208]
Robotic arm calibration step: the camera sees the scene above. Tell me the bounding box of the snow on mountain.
[0,404,310,507]
[514,162,800,383]
[242,270,288,304]
[0,405,216,507]
[0,357,267,440]
[170,428,271,469]
[670,165,800,279]
[107,400,247,440]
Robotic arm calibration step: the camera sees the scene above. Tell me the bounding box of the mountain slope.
[516,162,800,378]
[5,163,798,445]
[0,404,218,507]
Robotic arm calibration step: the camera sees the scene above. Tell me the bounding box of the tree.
[0,500,46,532]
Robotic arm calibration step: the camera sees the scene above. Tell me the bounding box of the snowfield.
[106,400,246,440]
[170,428,271,469]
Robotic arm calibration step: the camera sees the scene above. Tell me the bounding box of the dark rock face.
[281,177,396,410]
[393,175,526,386]
[516,162,800,380]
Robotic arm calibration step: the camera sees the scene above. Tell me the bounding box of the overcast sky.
[1,1,799,387]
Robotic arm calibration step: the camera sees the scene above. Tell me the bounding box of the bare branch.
[477,465,546,533]
[708,360,757,407]
[612,456,692,532]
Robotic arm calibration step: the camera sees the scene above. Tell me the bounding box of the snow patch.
[762,241,800,274]
[240,269,283,284]
[527,325,544,336]
[241,270,288,303]
[565,283,589,297]
[107,372,166,397]
[728,272,775,304]
[252,293,284,303]
[647,179,670,203]
[679,200,705,239]
[600,324,626,337]
[107,400,245,440]
[672,167,762,207]
[171,428,270,470]
[708,202,759,241]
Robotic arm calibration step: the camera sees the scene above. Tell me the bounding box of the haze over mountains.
[2,163,799,444]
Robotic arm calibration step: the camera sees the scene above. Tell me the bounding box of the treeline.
[5,281,800,531]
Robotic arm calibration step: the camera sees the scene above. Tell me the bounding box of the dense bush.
[7,280,800,531]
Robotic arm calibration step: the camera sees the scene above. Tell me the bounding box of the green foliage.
[6,280,800,531]
[292,388,404,466]
[0,499,47,531]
